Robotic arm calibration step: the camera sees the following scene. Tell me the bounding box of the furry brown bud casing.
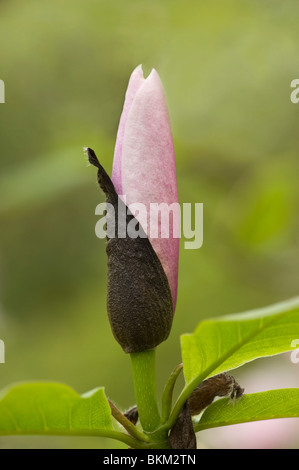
[87,148,174,354]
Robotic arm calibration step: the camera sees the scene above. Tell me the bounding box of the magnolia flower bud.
[112,65,179,310]
[88,66,179,353]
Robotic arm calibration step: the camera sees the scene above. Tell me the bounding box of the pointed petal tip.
[142,68,164,91]
[132,65,161,82]
[131,64,144,79]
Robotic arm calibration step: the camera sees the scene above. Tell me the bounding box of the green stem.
[130,349,160,432]
[157,373,208,435]
[108,400,150,443]
[161,363,183,424]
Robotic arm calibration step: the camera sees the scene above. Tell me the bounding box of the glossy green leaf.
[0,382,113,435]
[194,389,299,432]
[181,297,299,386]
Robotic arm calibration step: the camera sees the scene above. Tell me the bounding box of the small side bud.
[124,406,139,425]
[188,372,244,416]
[168,402,197,449]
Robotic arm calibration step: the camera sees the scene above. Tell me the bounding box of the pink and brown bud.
[88,66,179,353]
[112,65,179,310]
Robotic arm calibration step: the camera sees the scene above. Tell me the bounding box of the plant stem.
[130,349,160,433]
[108,400,150,443]
[161,363,183,424]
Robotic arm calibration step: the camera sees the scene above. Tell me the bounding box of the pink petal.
[118,68,179,309]
[112,65,145,195]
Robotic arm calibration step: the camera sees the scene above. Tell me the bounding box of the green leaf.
[194,389,299,432]
[0,382,157,448]
[181,297,299,386]
[0,382,115,435]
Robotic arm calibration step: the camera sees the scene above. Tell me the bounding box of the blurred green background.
[1,0,299,449]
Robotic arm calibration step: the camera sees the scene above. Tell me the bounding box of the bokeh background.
[1,0,299,449]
